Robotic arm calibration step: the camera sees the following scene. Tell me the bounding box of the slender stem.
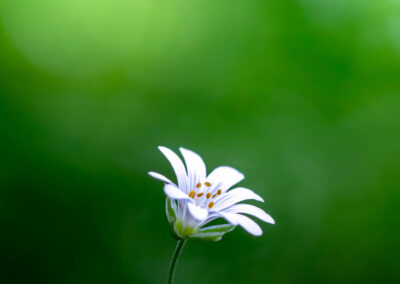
[167,239,186,284]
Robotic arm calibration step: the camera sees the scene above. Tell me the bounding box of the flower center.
[188,182,222,210]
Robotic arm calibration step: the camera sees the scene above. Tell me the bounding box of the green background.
[1,1,399,283]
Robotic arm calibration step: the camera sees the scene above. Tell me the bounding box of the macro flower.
[149,146,275,241]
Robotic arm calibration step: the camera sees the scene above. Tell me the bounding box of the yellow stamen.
[217,189,222,195]
[189,190,196,199]
[196,182,202,188]
[197,192,204,197]
[208,202,214,209]
[206,192,211,199]
[212,193,217,198]
[205,182,211,187]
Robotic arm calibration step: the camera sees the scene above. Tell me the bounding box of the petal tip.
[148,171,174,184]
[245,224,262,236]
[179,147,203,160]
[178,147,190,156]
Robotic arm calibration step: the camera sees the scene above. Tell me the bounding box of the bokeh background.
[1,0,400,283]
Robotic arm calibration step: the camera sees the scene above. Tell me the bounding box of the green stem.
[167,239,186,284]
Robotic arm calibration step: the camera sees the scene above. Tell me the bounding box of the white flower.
[149,146,275,241]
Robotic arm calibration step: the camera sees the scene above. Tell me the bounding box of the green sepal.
[188,232,225,242]
[198,224,236,234]
[165,197,177,224]
[188,224,236,242]
[166,198,181,239]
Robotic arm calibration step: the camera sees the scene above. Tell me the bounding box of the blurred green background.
[1,0,399,283]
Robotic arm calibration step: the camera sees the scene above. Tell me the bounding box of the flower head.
[149,146,275,241]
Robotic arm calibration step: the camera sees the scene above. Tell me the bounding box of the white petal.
[148,171,174,184]
[164,184,190,200]
[179,147,206,190]
[158,146,188,191]
[187,203,209,221]
[205,166,244,193]
[224,204,275,224]
[213,187,264,211]
[219,212,263,236]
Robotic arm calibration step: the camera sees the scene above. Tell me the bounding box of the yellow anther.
[197,192,204,197]
[208,202,214,209]
[205,182,211,187]
[206,192,211,199]
[189,190,196,199]
[196,182,202,188]
[217,189,222,195]
[212,193,217,198]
